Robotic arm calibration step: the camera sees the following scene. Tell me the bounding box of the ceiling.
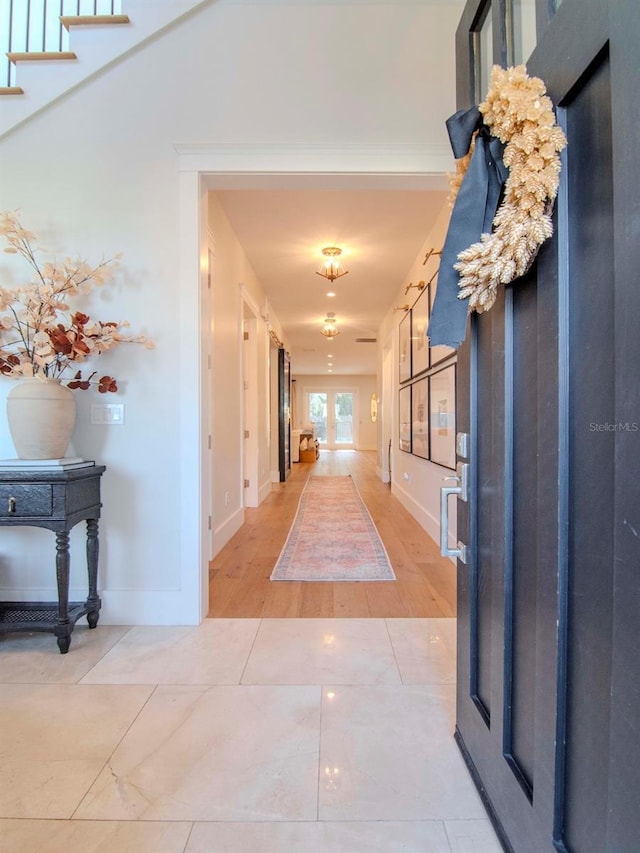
[215,187,449,375]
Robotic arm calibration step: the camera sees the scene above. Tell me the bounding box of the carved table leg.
[54,530,72,654]
[86,517,101,628]
[57,635,71,654]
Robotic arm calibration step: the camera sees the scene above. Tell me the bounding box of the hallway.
[209,450,456,618]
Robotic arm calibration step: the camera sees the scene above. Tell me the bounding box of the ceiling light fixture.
[321,312,340,338]
[316,247,349,282]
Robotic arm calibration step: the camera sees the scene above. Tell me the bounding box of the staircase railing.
[1,0,122,89]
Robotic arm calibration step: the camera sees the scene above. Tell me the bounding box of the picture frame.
[411,377,429,459]
[428,276,457,367]
[398,310,411,384]
[399,384,412,452]
[410,284,430,377]
[429,364,456,469]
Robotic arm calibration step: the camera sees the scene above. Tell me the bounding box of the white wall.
[0,0,462,623]
[293,374,377,451]
[378,202,458,547]
[207,193,281,555]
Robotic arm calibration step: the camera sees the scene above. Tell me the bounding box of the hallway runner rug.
[270,475,396,582]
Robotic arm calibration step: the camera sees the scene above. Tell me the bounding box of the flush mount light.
[316,247,349,282]
[326,291,336,298]
[321,312,340,338]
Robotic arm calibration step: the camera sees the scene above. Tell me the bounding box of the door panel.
[510,279,538,798]
[563,51,614,852]
[453,1,639,851]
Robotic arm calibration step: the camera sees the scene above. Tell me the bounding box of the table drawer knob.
[8,496,16,514]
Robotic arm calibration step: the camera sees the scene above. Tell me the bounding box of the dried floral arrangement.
[451,65,567,312]
[0,211,153,392]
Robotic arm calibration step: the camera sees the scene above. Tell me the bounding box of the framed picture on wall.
[429,364,456,469]
[399,310,411,384]
[411,377,429,459]
[399,384,412,452]
[429,276,457,367]
[410,284,430,377]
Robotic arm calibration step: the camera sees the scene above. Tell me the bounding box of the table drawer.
[0,484,53,518]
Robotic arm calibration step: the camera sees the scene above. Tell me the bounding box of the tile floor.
[0,618,502,852]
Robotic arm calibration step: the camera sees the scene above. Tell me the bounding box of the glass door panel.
[510,0,537,64]
[308,392,327,444]
[473,1,493,103]
[334,392,354,445]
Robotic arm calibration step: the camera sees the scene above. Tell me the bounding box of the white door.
[307,390,356,450]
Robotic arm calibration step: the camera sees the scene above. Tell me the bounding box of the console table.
[0,465,106,654]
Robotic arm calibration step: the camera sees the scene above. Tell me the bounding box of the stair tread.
[8,51,77,63]
[60,14,130,30]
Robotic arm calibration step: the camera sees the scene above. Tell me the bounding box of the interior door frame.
[241,290,260,507]
[177,151,464,622]
[278,348,291,481]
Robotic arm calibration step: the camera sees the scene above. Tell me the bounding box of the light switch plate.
[91,403,125,425]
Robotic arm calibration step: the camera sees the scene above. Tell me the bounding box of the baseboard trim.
[213,506,244,557]
[258,479,272,504]
[392,481,456,557]
[376,465,390,484]
[0,587,201,626]
[392,481,440,545]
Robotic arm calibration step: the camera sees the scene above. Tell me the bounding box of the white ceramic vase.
[6,378,77,460]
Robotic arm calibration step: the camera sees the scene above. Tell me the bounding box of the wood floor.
[208,450,456,618]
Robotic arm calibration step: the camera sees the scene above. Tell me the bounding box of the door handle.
[440,462,469,564]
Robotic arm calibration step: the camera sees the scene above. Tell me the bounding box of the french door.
[452,2,639,851]
[307,390,356,449]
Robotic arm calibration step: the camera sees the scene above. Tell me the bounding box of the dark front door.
[453,2,640,851]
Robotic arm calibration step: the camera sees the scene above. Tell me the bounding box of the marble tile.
[0,684,153,818]
[0,626,130,683]
[445,819,504,852]
[0,819,192,853]
[241,618,401,685]
[318,684,486,822]
[80,619,260,685]
[386,618,457,685]
[75,684,321,821]
[186,820,452,852]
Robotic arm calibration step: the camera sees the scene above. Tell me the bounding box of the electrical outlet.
[224,491,230,506]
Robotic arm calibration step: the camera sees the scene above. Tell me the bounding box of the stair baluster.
[1,0,127,94]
